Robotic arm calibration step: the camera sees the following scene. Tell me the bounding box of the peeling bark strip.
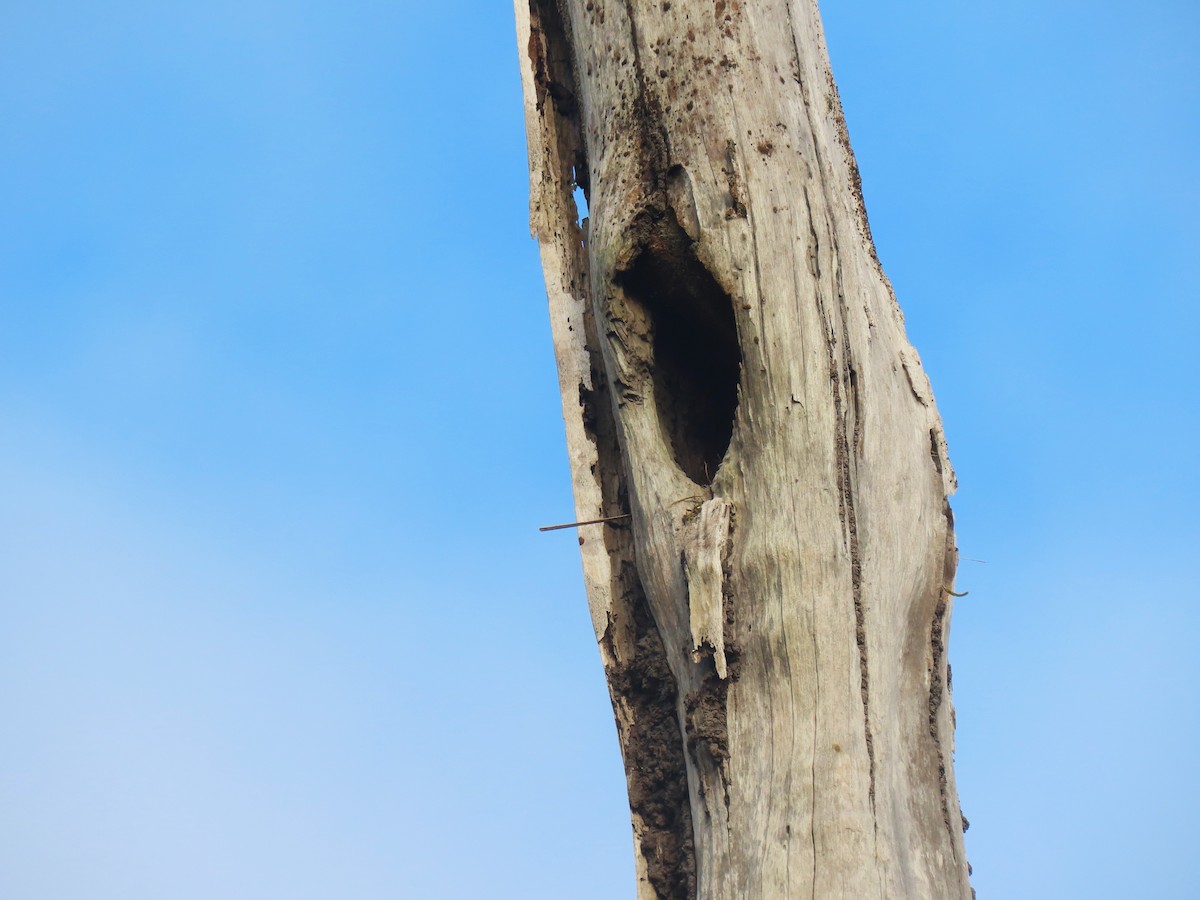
[516,0,972,897]
[683,498,733,677]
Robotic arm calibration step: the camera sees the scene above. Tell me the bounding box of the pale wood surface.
[517,1,972,896]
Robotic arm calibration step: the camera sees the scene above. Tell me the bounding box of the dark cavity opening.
[616,218,741,485]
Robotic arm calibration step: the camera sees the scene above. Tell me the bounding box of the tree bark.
[515,1,972,897]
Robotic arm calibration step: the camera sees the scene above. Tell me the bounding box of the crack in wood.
[929,500,962,858]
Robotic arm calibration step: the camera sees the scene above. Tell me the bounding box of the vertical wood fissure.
[929,503,961,855]
[803,169,877,820]
[928,594,953,840]
[787,9,881,828]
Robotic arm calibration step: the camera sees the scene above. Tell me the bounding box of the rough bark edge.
[516,3,697,896]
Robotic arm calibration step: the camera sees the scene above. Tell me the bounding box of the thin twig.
[539,513,632,532]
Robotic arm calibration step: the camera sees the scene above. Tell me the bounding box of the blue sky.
[1,1,1196,897]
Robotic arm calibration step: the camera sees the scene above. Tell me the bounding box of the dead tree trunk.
[515,1,972,896]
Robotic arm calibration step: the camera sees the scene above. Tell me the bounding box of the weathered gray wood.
[516,1,972,896]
